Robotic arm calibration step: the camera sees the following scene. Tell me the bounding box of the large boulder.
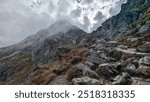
[72,76,101,85]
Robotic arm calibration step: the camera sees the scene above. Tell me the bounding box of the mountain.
[0,20,86,84]
[0,0,150,85]
[93,0,150,37]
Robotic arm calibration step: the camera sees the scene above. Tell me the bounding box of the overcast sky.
[0,0,126,47]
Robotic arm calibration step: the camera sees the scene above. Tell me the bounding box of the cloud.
[0,0,52,47]
[70,8,82,18]
[94,11,105,21]
[83,16,90,30]
[0,0,126,47]
[82,0,93,5]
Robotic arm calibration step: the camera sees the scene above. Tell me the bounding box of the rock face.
[93,0,150,37]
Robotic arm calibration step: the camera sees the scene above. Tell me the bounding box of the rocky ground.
[25,32,150,85]
[40,34,150,85]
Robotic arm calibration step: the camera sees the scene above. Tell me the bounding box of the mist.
[0,0,127,47]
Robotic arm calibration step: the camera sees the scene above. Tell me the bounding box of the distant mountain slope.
[0,20,85,58]
[0,20,86,84]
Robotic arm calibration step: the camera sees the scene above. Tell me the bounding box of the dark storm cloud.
[94,11,105,21]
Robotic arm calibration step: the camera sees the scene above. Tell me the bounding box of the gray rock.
[117,45,128,49]
[72,78,84,85]
[95,44,104,50]
[79,38,87,45]
[106,41,119,47]
[0,68,8,81]
[87,56,103,64]
[138,56,150,66]
[95,63,117,79]
[72,76,101,85]
[146,20,150,25]
[84,61,96,70]
[138,26,150,34]
[137,42,150,53]
[73,63,99,78]
[112,73,132,85]
[74,63,90,71]
[136,65,150,78]
[96,39,106,44]
[83,68,99,78]
[126,63,137,71]
[125,63,137,75]
[128,48,137,52]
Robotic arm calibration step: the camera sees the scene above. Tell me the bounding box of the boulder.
[125,63,137,75]
[87,55,103,64]
[112,73,132,85]
[73,63,99,78]
[136,65,150,78]
[138,56,150,66]
[84,61,97,70]
[72,76,101,85]
[108,49,122,60]
[126,63,137,71]
[95,63,118,79]
[137,42,150,53]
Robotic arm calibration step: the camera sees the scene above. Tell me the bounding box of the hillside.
[0,0,150,85]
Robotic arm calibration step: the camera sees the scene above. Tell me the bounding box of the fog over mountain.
[0,0,126,47]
